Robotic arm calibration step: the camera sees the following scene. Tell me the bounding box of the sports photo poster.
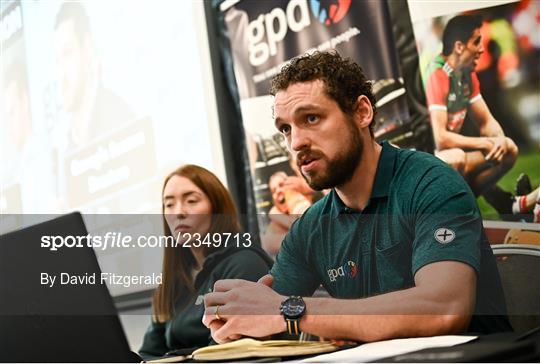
[411,0,540,221]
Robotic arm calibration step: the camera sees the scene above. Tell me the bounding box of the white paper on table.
[301,335,477,362]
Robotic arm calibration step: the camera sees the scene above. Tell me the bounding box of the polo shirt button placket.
[359,217,367,245]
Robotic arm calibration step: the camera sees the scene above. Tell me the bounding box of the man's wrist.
[274,295,287,333]
[274,312,288,333]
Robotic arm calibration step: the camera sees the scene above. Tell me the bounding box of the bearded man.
[203,51,512,343]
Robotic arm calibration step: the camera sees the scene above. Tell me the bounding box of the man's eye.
[280,125,291,135]
[164,203,173,209]
[307,115,319,123]
[187,199,198,204]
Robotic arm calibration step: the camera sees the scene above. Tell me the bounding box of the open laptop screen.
[0,212,137,362]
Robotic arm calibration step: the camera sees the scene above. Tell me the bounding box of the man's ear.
[354,95,373,130]
[454,41,465,55]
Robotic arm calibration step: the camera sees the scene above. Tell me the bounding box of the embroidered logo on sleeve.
[434,228,455,244]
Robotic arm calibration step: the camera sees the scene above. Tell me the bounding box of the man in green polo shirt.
[202,51,511,343]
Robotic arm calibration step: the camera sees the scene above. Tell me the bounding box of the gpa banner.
[222,0,410,255]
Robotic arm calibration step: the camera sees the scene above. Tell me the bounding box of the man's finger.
[492,144,506,162]
[213,320,236,344]
[204,291,230,308]
[257,274,274,287]
[202,310,215,327]
[485,145,499,161]
[203,301,245,324]
[498,146,507,158]
[209,319,224,332]
[490,150,501,162]
[202,314,213,328]
[202,304,228,327]
[228,334,242,341]
[493,149,504,162]
[213,279,249,292]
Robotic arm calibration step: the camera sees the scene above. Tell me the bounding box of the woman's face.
[163,175,213,238]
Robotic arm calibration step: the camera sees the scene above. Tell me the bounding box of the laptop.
[0,212,140,362]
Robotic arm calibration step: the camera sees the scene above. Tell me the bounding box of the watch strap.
[285,317,301,336]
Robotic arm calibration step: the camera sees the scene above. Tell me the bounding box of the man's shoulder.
[395,147,448,171]
[424,62,450,101]
[393,148,469,193]
[425,54,447,77]
[425,67,449,89]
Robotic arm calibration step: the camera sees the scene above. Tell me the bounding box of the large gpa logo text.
[327,260,358,282]
[247,0,352,66]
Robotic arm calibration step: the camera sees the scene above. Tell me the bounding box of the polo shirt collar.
[330,141,397,217]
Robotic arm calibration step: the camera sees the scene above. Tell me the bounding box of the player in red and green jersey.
[426,54,482,134]
[425,14,519,217]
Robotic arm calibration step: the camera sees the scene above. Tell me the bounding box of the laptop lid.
[0,212,138,362]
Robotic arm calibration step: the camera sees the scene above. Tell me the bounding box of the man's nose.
[290,126,310,153]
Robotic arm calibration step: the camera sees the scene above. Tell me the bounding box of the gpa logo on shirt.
[327,260,358,282]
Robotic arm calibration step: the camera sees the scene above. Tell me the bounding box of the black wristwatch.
[279,296,306,336]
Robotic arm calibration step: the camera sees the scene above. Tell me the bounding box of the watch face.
[282,296,305,319]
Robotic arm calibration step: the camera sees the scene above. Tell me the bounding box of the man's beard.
[298,117,363,191]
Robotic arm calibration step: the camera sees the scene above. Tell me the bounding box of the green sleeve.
[411,165,481,275]
[138,320,169,359]
[270,219,320,296]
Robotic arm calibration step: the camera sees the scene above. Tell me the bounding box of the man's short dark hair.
[442,15,483,56]
[54,2,92,44]
[270,51,377,135]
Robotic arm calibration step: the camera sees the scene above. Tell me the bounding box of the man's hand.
[485,136,507,163]
[202,275,286,343]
